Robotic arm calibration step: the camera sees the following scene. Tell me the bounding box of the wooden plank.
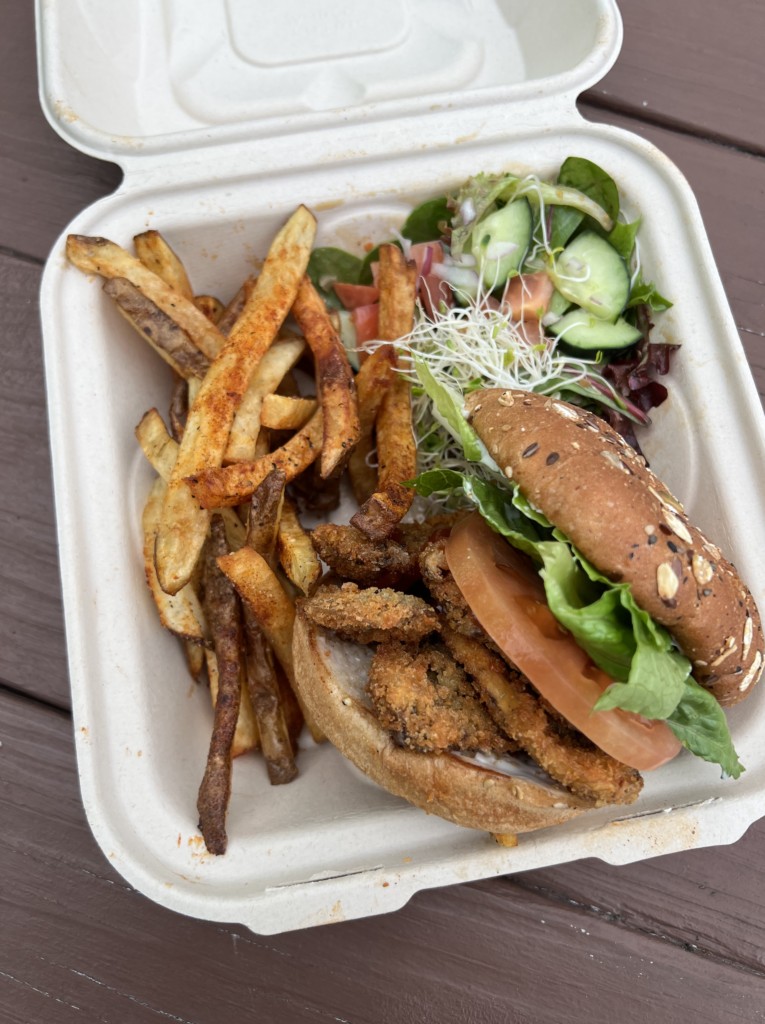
[516,817,765,976]
[3,687,765,1023]
[0,2,120,262]
[0,253,68,707]
[580,105,765,392]
[585,0,765,154]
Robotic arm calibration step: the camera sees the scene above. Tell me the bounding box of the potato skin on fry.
[197,517,244,856]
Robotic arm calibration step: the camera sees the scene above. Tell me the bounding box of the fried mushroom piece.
[311,515,458,590]
[301,582,440,644]
[442,627,643,806]
[310,524,417,589]
[368,641,517,755]
[419,537,486,641]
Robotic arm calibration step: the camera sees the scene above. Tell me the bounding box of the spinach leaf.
[550,157,620,249]
[626,273,673,312]
[608,218,641,261]
[307,247,363,308]
[401,197,450,244]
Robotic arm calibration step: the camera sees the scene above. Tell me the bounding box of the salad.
[308,155,674,459]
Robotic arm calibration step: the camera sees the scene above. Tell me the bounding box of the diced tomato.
[333,282,380,310]
[502,272,554,321]
[446,514,682,772]
[351,303,380,346]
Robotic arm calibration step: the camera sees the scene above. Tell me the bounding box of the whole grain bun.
[292,606,593,834]
[467,388,763,706]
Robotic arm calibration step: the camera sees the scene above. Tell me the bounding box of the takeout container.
[37,0,765,933]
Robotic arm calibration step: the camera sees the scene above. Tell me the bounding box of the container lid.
[36,0,622,169]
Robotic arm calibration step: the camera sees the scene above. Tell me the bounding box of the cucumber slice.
[546,289,571,317]
[471,198,533,289]
[549,310,642,350]
[549,231,630,321]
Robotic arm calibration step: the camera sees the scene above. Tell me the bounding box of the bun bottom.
[293,608,594,834]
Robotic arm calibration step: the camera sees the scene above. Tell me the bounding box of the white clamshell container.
[37,0,765,933]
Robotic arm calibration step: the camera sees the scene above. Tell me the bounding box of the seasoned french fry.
[292,275,360,478]
[243,609,298,785]
[105,277,210,380]
[186,408,323,509]
[347,346,395,505]
[223,337,305,463]
[351,245,418,539]
[142,477,210,645]
[216,276,256,336]
[377,243,418,340]
[184,639,206,682]
[260,393,317,431]
[246,469,286,567]
[194,294,224,323]
[134,409,246,551]
[216,546,324,742]
[154,206,317,594]
[205,649,260,758]
[216,548,295,682]
[134,229,195,300]
[277,498,321,595]
[66,235,225,361]
[197,517,244,855]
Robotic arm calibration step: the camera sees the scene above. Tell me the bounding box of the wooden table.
[3,2,765,1020]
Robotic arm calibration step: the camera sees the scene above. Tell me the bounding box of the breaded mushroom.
[442,627,643,806]
[300,582,440,645]
[419,538,486,641]
[368,641,517,755]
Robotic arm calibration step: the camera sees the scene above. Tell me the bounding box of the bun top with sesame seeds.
[466,388,763,707]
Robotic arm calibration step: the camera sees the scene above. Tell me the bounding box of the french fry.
[154,206,317,594]
[197,517,244,855]
[377,242,418,340]
[246,469,286,567]
[194,294,224,323]
[217,546,325,742]
[205,649,260,758]
[223,337,305,463]
[142,477,210,645]
[260,393,317,431]
[277,498,322,595]
[351,245,418,539]
[292,275,360,478]
[186,408,323,509]
[105,277,211,380]
[134,229,195,300]
[347,346,395,504]
[169,373,188,442]
[216,276,256,336]
[65,235,225,361]
[184,639,206,682]
[242,608,298,785]
[134,409,246,551]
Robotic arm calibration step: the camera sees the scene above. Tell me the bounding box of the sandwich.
[293,388,764,835]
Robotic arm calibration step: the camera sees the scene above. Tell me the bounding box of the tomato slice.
[445,514,682,771]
